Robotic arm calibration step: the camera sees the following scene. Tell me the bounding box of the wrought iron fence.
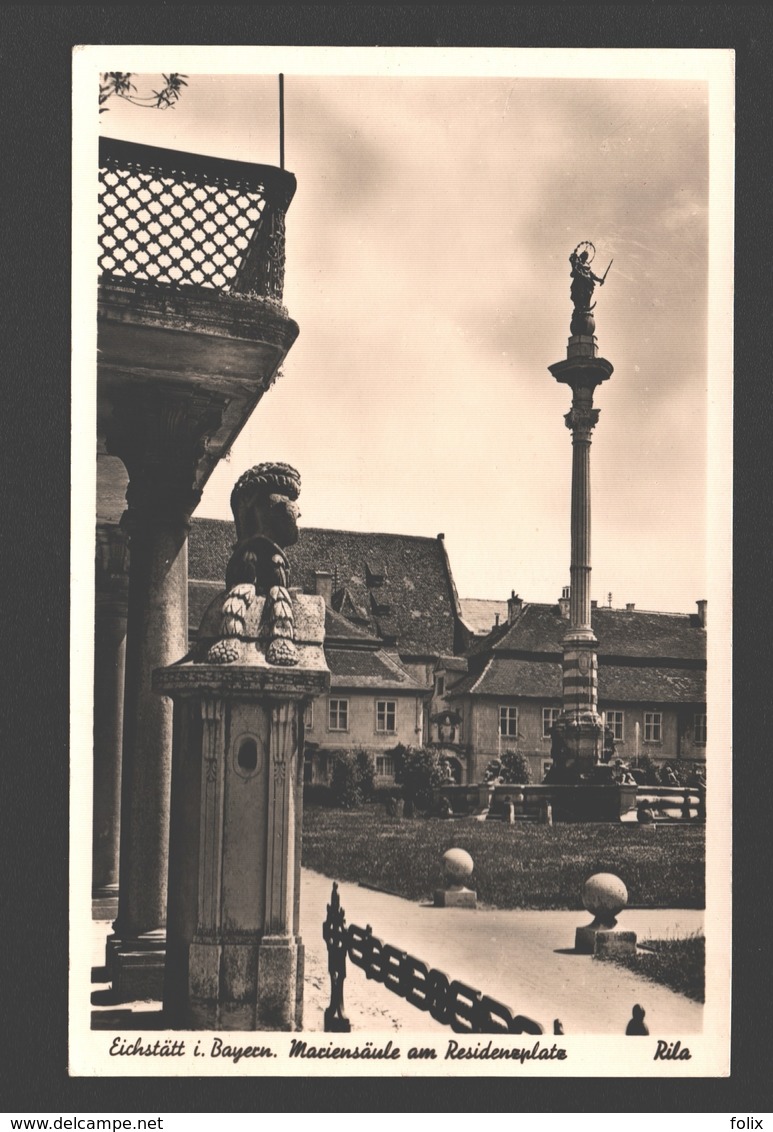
[98,137,296,300]
[323,882,543,1034]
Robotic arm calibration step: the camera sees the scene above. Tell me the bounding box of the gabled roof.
[334,587,370,625]
[449,657,705,704]
[600,664,706,703]
[323,604,382,646]
[459,598,508,636]
[327,648,428,691]
[450,658,562,698]
[592,607,705,661]
[188,519,458,658]
[289,528,458,657]
[468,602,705,662]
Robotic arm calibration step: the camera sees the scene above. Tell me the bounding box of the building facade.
[188,522,462,783]
[432,593,707,784]
[188,523,707,790]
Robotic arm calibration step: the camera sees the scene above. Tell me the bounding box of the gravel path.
[299,870,703,1036]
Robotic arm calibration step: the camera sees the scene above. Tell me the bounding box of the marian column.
[548,243,614,779]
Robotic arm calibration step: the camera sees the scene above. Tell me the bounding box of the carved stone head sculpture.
[208,462,303,667]
[226,462,301,593]
[230,462,301,545]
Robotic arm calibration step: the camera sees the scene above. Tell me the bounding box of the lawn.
[598,934,705,1002]
[301,805,705,910]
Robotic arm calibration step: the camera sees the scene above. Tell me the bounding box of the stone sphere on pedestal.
[582,872,628,924]
[443,848,474,886]
[435,848,476,908]
[575,872,636,955]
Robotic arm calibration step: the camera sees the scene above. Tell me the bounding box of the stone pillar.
[567,385,597,634]
[155,594,329,1030]
[549,330,613,778]
[92,525,129,899]
[104,387,223,1000]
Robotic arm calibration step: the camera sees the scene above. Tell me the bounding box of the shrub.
[329,747,375,809]
[355,746,376,800]
[393,744,449,814]
[658,761,686,786]
[499,749,532,784]
[634,754,661,785]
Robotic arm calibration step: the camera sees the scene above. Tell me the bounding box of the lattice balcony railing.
[98,137,296,301]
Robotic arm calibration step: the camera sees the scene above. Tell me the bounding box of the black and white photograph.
[70,44,733,1078]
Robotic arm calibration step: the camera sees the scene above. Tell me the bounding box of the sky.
[86,48,733,614]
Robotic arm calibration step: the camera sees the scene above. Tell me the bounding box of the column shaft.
[93,525,129,898]
[570,432,593,631]
[92,603,127,892]
[114,519,188,939]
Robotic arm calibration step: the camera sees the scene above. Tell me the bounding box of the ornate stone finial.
[569,242,611,336]
[208,461,302,666]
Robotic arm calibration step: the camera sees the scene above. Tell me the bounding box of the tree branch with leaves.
[99,73,188,113]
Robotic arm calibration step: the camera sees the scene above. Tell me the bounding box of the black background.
[3,3,770,1115]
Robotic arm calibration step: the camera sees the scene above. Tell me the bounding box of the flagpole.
[279,74,285,170]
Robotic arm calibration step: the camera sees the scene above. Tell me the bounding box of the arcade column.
[104,387,223,1000]
[92,525,129,902]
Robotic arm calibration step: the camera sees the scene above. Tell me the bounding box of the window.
[304,702,313,731]
[542,707,561,738]
[694,713,707,745]
[606,710,624,741]
[499,705,518,738]
[328,699,349,731]
[376,753,395,777]
[644,712,662,743]
[376,699,397,733]
[436,675,445,697]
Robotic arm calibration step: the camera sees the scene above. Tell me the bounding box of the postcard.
[70,44,733,1078]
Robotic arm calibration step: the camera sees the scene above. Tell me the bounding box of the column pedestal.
[155,593,328,1030]
[256,936,299,1030]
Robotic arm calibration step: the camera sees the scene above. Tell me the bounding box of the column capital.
[105,386,224,526]
[564,403,600,439]
[95,523,130,608]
